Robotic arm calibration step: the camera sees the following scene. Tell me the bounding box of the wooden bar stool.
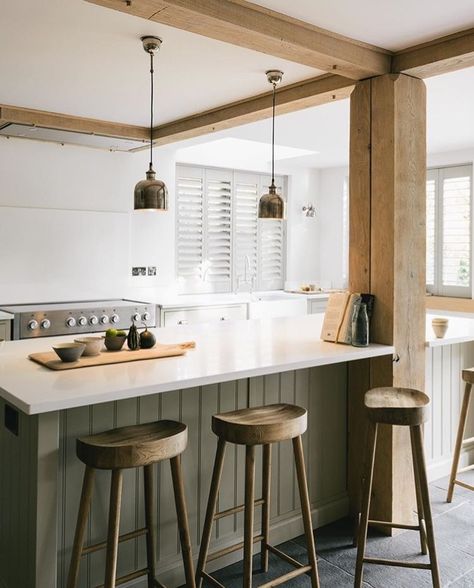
[196,403,320,588]
[447,368,474,502]
[67,420,196,588]
[354,387,440,588]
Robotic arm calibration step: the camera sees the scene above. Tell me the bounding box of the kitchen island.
[0,314,393,588]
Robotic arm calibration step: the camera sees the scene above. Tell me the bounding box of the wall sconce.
[302,204,316,218]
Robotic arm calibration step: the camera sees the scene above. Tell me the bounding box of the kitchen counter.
[0,310,13,321]
[152,290,330,309]
[426,311,474,347]
[0,313,393,415]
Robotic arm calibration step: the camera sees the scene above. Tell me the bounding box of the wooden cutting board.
[29,341,196,371]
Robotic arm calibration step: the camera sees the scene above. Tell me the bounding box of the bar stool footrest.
[457,463,474,474]
[83,527,148,555]
[368,519,420,532]
[214,498,265,520]
[266,543,308,571]
[454,479,474,492]
[95,566,159,588]
[201,572,226,588]
[207,534,264,562]
[258,565,312,587]
[363,556,432,570]
[461,436,474,447]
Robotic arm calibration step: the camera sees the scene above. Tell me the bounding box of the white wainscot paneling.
[425,342,474,481]
[57,365,348,587]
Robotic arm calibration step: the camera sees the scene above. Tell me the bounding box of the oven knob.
[89,315,98,326]
[132,312,141,322]
[142,312,151,322]
[78,316,87,326]
[28,319,39,330]
[100,315,109,325]
[40,319,51,330]
[66,317,76,328]
[110,314,120,324]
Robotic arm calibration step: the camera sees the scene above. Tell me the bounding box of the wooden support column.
[348,74,426,526]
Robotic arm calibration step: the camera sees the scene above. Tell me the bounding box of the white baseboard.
[124,493,349,588]
[427,444,474,482]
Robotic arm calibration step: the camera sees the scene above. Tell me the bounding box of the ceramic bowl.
[74,337,102,357]
[104,335,127,351]
[52,342,85,362]
[432,318,449,338]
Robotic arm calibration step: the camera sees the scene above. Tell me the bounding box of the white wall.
[0,137,177,304]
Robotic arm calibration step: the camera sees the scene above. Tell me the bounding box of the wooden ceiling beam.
[0,104,149,142]
[392,28,474,78]
[85,0,391,80]
[152,73,354,145]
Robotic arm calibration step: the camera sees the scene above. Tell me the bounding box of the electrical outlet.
[148,266,157,276]
[132,267,146,276]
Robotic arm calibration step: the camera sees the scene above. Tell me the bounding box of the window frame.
[175,163,287,295]
[426,163,473,298]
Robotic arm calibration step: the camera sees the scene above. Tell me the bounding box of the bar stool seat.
[212,403,307,445]
[67,420,195,588]
[77,420,187,469]
[355,387,440,588]
[197,403,319,588]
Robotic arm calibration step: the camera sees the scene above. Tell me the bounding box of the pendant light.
[258,70,285,219]
[134,36,168,211]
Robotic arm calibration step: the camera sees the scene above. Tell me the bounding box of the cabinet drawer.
[0,321,10,341]
[308,299,328,314]
[163,304,247,327]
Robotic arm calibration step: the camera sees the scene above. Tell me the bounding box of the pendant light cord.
[149,50,154,171]
[271,81,276,185]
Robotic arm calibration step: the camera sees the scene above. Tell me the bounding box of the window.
[176,165,286,294]
[427,164,473,297]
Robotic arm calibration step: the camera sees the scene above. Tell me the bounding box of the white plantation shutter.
[176,165,286,293]
[176,166,204,281]
[205,170,232,292]
[234,173,258,286]
[427,164,472,297]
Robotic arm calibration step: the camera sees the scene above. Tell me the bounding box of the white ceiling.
[176,67,474,169]
[252,0,474,51]
[1,0,473,128]
[0,0,318,126]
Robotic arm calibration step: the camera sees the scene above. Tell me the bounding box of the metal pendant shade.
[134,36,168,211]
[258,70,285,220]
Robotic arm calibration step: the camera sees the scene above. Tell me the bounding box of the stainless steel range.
[0,299,156,340]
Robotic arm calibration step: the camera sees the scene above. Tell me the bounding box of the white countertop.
[426,312,474,347]
[155,291,330,309]
[0,311,13,321]
[0,314,393,416]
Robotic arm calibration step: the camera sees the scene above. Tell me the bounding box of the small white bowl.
[74,337,102,357]
[432,318,449,338]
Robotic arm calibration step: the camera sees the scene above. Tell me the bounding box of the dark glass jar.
[351,302,369,347]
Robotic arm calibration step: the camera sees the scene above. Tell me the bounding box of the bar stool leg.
[354,421,378,588]
[104,469,124,588]
[67,466,96,588]
[448,382,472,502]
[411,425,441,588]
[196,438,227,588]
[261,443,271,572]
[293,435,320,588]
[410,428,428,555]
[243,445,256,588]
[143,465,157,588]
[170,455,196,588]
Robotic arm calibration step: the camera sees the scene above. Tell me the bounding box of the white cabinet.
[308,298,329,314]
[161,304,247,327]
[0,321,10,341]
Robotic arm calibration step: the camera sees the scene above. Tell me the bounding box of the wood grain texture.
[212,403,307,445]
[348,74,427,526]
[0,104,149,141]
[85,0,390,79]
[392,27,474,78]
[365,387,430,426]
[28,342,194,370]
